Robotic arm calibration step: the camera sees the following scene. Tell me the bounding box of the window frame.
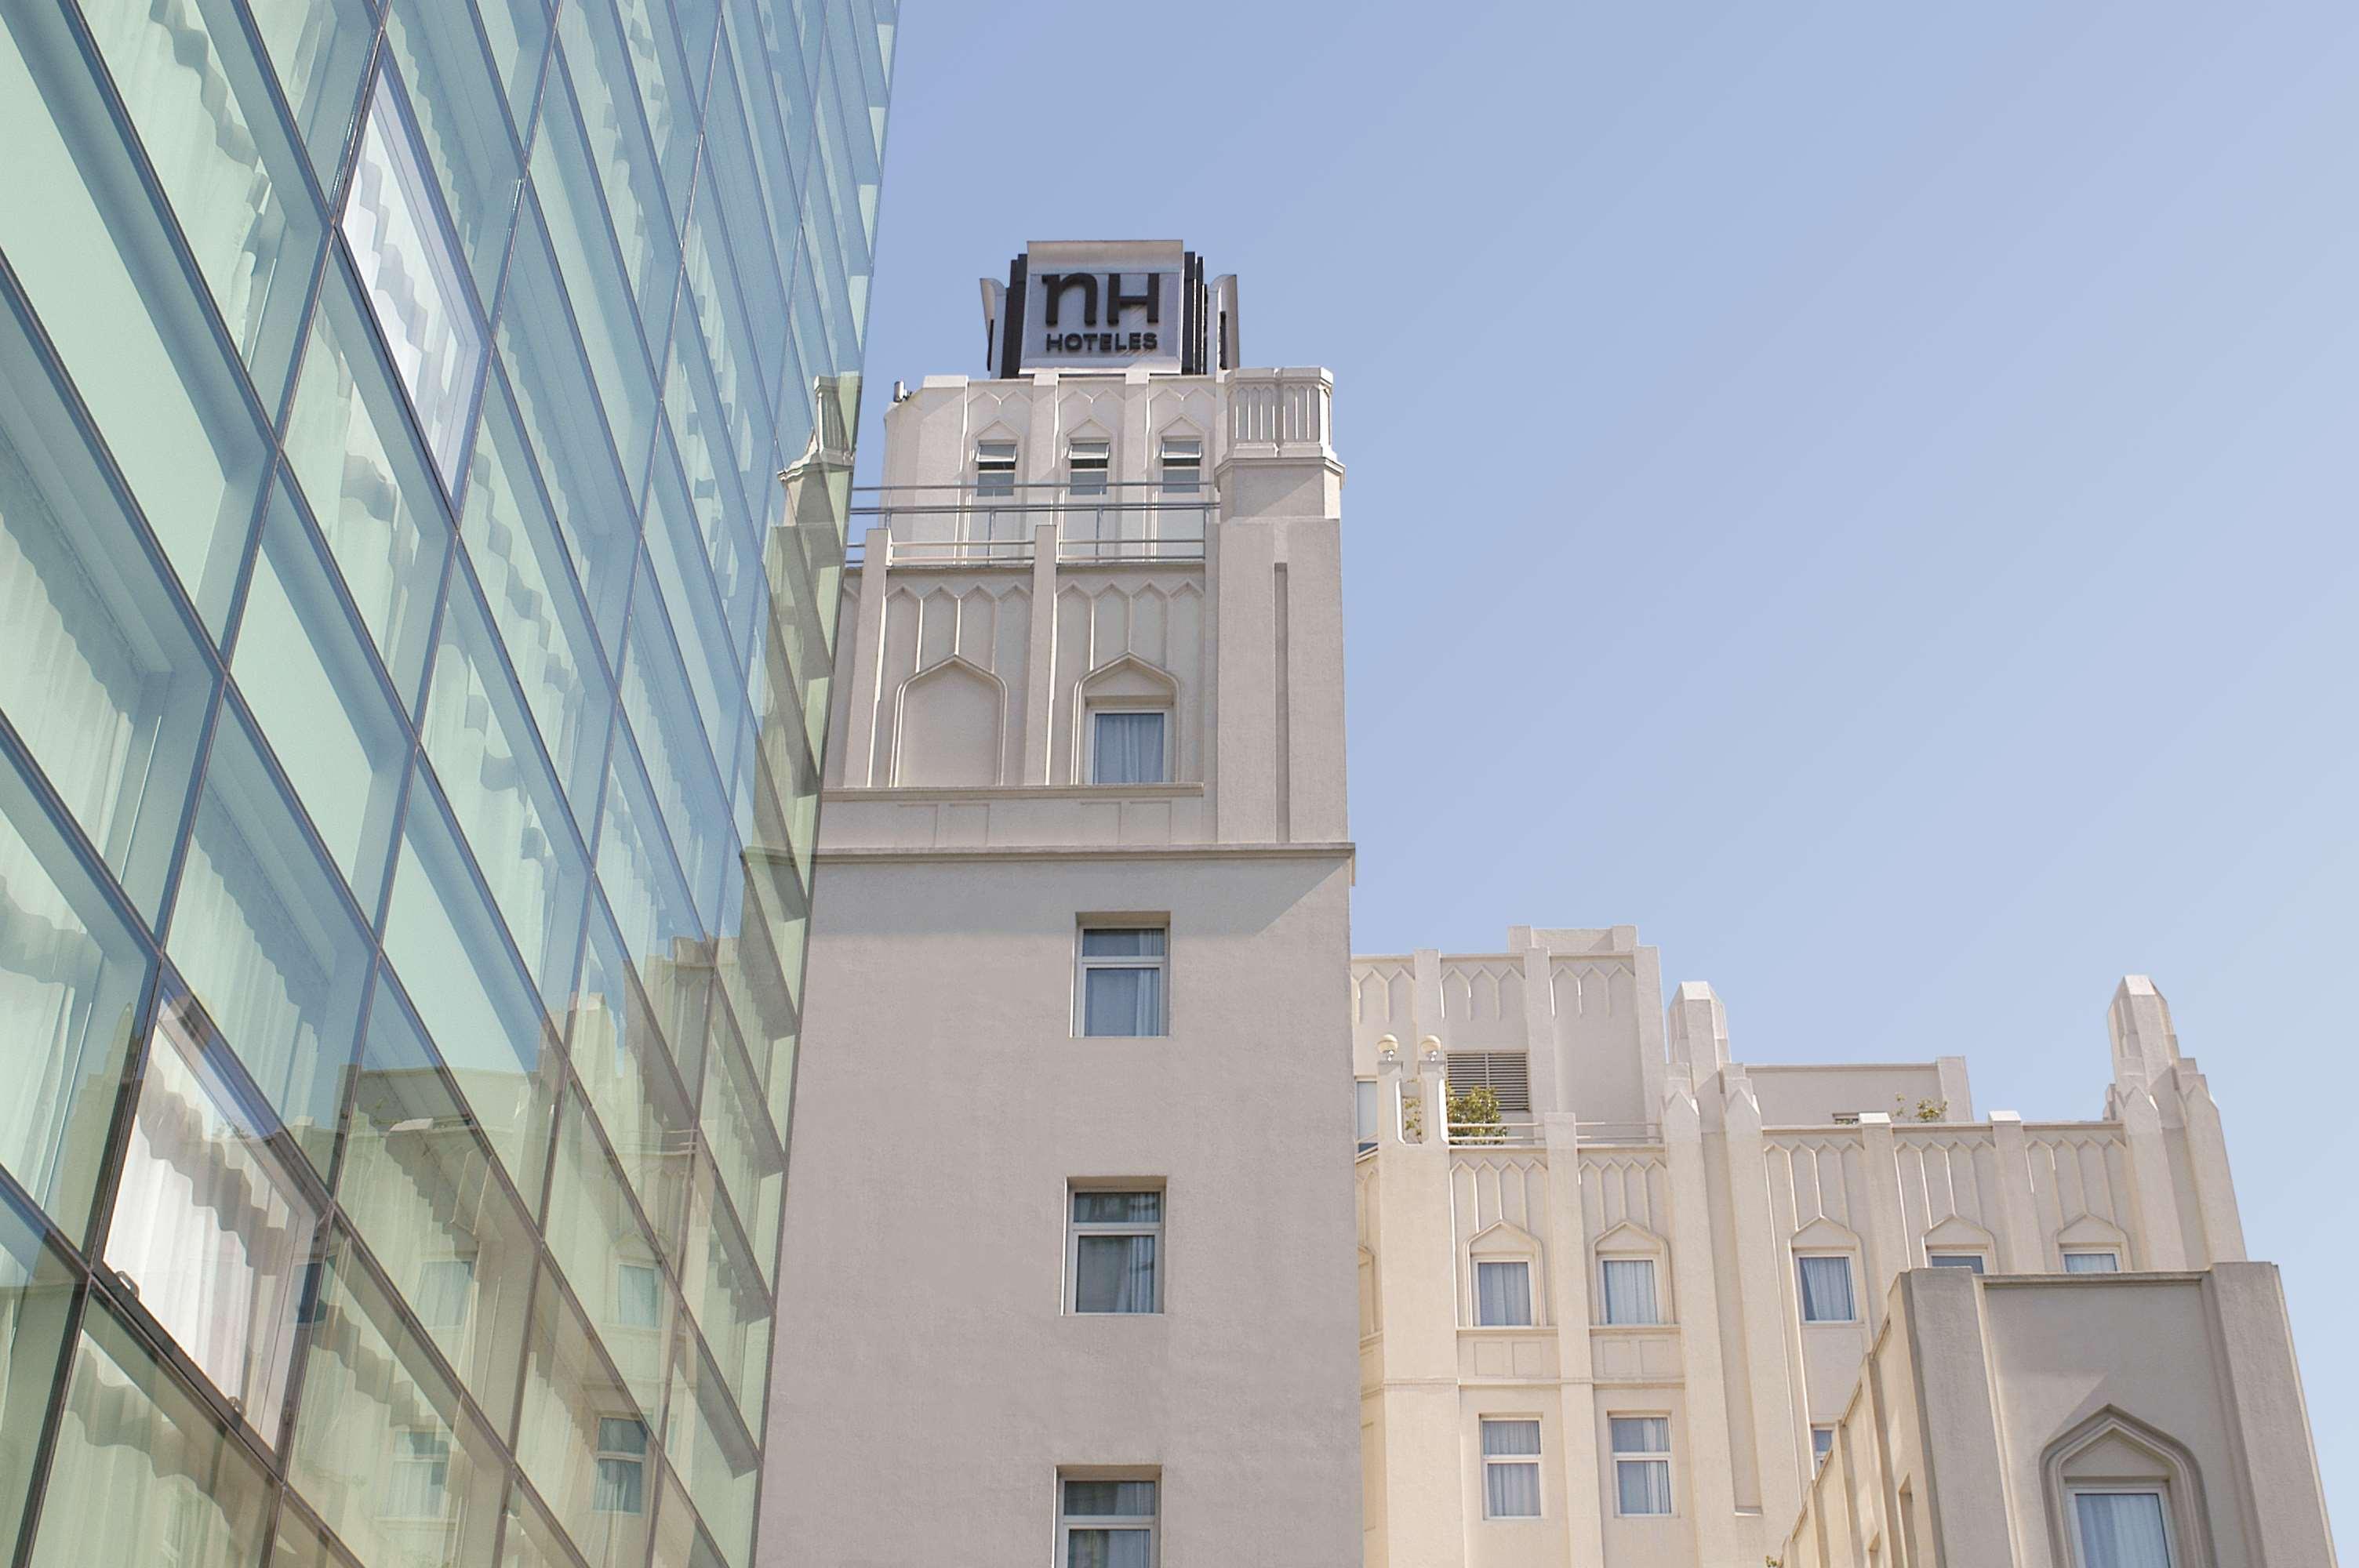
[1066,1185,1165,1315]
[1066,436,1110,498]
[1057,1473,1158,1566]
[2066,1486,2177,1568]
[1089,708,1170,786]
[2062,1249,2122,1274]
[1610,1414,1674,1518]
[1926,1252,1987,1274]
[1474,1259,1534,1328]
[1074,922,1169,1038]
[1479,1417,1544,1520]
[1158,434,1201,495]
[1812,1425,1835,1471]
[973,438,1016,498]
[593,1414,650,1515]
[1598,1256,1662,1326]
[1796,1251,1859,1323]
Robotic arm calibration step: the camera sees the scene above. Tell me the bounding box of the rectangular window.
[975,438,1016,498]
[1475,1260,1532,1327]
[1480,1419,1542,1519]
[1812,1426,1835,1470]
[1445,1052,1532,1112]
[1158,435,1201,494]
[1600,1258,1660,1325]
[1928,1253,1986,1273]
[413,1258,475,1330]
[1797,1254,1857,1323]
[385,1428,451,1519]
[1355,1080,1379,1153]
[594,1417,649,1515]
[2063,1250,2121,1274]
[616,1261,663,1329]
[1070,1189,1161,1314]
[1611,1417,1673,1516]
[1078,926,1167,1038]
[1060,1476,1156,1566]
[1092,711,1168,785]
[2074,1490,2172,1567]
[1067,437,1110,498]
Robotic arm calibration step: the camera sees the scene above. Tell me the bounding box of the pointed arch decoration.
[891,655,1006,787]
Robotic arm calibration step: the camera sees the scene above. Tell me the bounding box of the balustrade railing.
[848,481,1210,568]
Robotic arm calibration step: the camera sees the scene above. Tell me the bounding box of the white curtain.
[1074,1236,1158,1313]
[1482,1421,1542,1517]
[1092,713,1166,784]
[1797,1254,1856,1321]
[1067,1529,1151,1568]
[1476,1261,1532,1327]
[1601,1259,1659,1324]
[2076,1493,2172,1567]
[1083,967,1161,1037]
[1617,1458,1672,1515]
[2065,1251,2121,1273]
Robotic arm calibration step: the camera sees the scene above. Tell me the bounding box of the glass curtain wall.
[0,0,893,1564]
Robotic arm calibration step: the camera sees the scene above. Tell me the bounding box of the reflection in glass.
[289,1234,503,1568]
[381,0,527,296]
[568,904,696,1251]
[0,756,152,1243]
[243,0,373,180]
[514,1269,652,1568]
[500,1481,578,1568]
[0,1187,75,1555]
[337,978,535,1425]
[167,710,370,1176]
[545,1086,669,1417]
[104,992,318,1444]
[31,1301,274,1568]
[667,1327,758,1568]
[341,74,486,483]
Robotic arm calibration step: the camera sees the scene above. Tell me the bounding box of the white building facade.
[759,242,1366,1565]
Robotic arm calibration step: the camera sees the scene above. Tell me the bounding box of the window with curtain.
[1060,1476,1155,1567]
[1480,1419,1542,1519]
[616,1261,663,1328]
[413,1258,474,1330]
[2063,1250,2121,1274]
[2074,1490,2172,1567]
[1475,1260,1532,1327]
[1092,711,1167,785]
[385,1428,451,1519]
[1928,1253,1986,1273]
[1070,1189,1161,1314]
[1612,1417,1673,1515]
[1797,1254,1857,1322]
[1600,1258,1659,1325]
[594,1417,649,1515]
[1078,927,1166,1037]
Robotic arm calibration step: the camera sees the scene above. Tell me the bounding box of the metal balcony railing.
[846,481,1211,568]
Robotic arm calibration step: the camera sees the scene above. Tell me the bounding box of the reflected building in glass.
[0,1,893,1564]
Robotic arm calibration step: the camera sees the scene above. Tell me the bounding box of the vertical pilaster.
[841,524,892,786]
[1371,1051,1467,1566]
[1023,521,1057,782]
[1857,1113,1910,1332]
[1542,1112,1607,1568]
[1520,946,1560,1114]
[2118,1081,2189,1271]
[1723,1072,1804,1530]
[2174,1060,2247,1265]
[1663,1080,1739,1564]
[1986,1111,2045,1272]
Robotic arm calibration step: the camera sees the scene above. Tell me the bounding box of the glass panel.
[418,579,592,1005]
[595,742,704,981]
[0,4,269,630]
[620,602,735,931]
[612,0,701,225]
[167,710,371,1175]
[341,74,489,483]
[1476,1261,1532,1327]
[1601,1259,1659,1325]
[1074,1236,1156,1315]
[472,0,552,135]
[1091,713,1165,786]
[666,1334,755,1568]
[678,174,770,530]
[1081,968,1160,1039]
[381,0,527,297]
[271,1502,359,1568]
[0,750,153,1243]
[283,265,456,712]
[552,0,684,333]
[644,441,751,776]
[289,1234,505,1568]
[104,990,318,1444]
[567,902,696,1250]
[0,304,216,919]
[698,1014,778,1275]
[1064,1479,1157,1516]
[1927,1253,1986,1272]
[1071,1192,1160,1224]
[380,784,561,1215]
[660,313,755,611]
[232,485,409,912]
[1080,928,1165,959]
[82,0,322,403]
[500,1481,580,1568]
[0,1186,76,1555]
[1067,1527,1151,1567]
[2075,1492,2172,1568]
[498,205,641,655]
[679,1163,769,1426]
[543,1087,668,1417]
[459,373,614,818]
[697,48,785,407]
[1797,1254,1856,1322]
[2064,1250,2121,1274]
[514,1272,653,1568]
[528,69,660,487]
[339,978,536,1426]
[1616,1457,1671,1515]
[31,1301,273,1568]
[1611,1417,1670,1453]
[245,0,373,180]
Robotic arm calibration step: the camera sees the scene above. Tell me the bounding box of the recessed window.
[1928,1253,1986,1274]
[594,1416,648,1515]
[1078,926,1167,1037]
[1812,1425,1835,1470]
[1611,1417,1673,1516]
[1092,711,1168,785]
[1067,437,1110,497]
[1069,1189,1161,1314]
[1060,1475,1157,1566]
[2072,1489,2172,1567]
[343,73,484,483]
[1158,434,1201,494]
[1797,1254,1857,1323]
[1445,1051,1532,1113]
[1475,1261,1532,1327]
[1600,1258,1660,1325]
[975,439,1016,497]
[2063,1250,2121,1274]
[1481,1419,1542,1519]
[1355,1080,1379,1153]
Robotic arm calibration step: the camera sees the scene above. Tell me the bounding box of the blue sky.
[855,1,2357,1523]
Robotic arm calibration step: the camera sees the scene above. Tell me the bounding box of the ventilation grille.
[1445,1052,1531,1112]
